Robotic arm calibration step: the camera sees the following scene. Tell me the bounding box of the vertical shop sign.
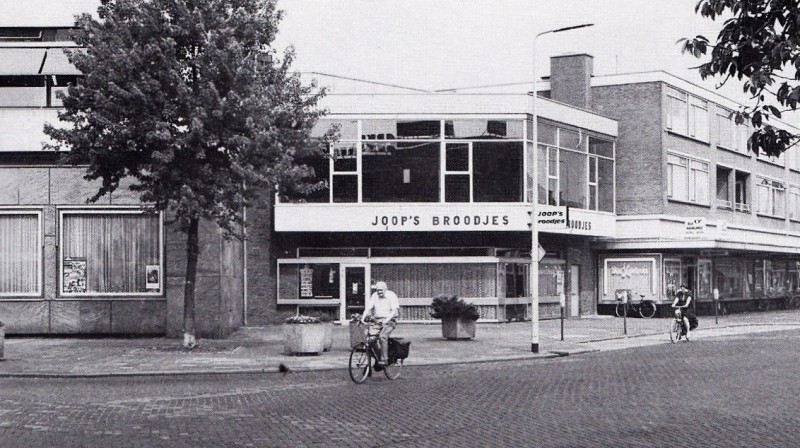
[63,257,87,293]
[299,266,314,298]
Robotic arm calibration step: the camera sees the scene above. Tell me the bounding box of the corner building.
[266,78,618,323]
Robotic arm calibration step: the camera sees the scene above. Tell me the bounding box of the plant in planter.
[283,315,326,355]
[430,294,480,340]
[348,313,366,348]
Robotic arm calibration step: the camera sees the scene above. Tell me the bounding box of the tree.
[681,0,800,157]
[45,0,328,348]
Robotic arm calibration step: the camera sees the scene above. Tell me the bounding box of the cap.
[375,281,387,291]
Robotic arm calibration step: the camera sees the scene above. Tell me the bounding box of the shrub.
[284,315,321,324]
[430,294,480,321]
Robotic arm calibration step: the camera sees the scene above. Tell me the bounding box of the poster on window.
[146,265,160,291]
[299,266,314,298]
[63,257,87,293]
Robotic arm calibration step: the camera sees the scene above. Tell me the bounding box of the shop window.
[371,263,496,298]
[716,166,732,209]
[713,258,744,298]
[298,264,340,299]
[473,141,523,202]
[0,211,41,296]
[667,152,709,205]
[663,259,681,300]
[505,263,528,298]
[539,264,564,298]
[362,141,439,202]
[756,177,786,218]
[60,211,162,295]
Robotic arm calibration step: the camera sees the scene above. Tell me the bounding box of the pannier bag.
[388,337,411,360]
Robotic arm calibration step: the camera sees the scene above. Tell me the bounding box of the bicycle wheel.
[384,359,402,380]
[669,319,681,343]
[348,343,371,384]
[638,301,657,318]
[615,303,626,318]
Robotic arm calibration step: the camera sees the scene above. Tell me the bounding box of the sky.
[274,0,731,95]
[5,0,758,104]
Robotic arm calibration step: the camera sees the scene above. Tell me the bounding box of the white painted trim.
[57,208,165,298]
[0,209,43,298]
[603,257,658,296]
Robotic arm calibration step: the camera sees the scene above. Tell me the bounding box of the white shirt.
[364,290,399,320]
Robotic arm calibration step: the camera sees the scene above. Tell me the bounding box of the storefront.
[270,93,619,323]
[599,216,800,315]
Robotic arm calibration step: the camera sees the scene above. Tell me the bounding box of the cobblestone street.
[2,328,800,447]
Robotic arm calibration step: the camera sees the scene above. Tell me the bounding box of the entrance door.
[341,265,369,322]
[570,265,580,317]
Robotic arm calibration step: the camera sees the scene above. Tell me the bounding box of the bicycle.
[669,308,690,343]
[348,319,409,384]
[615,292,657,318]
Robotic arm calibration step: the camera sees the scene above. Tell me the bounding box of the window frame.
[0,208,43,298]
[755,176,787,218]
[788,184,800,221]
[667,151,710,205]
[58,207,165,298]
[666,87,709,142]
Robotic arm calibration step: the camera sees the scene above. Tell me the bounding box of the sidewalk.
[1,310,799,378]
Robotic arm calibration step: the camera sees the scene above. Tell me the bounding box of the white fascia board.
[538,98,617,137]
[320,94,618,137]
[607,214,800,254]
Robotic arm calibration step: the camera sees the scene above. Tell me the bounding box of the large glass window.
[713,258,745,298]
[362,141,439,202]
[667,152,709,204]
[537,127,615,211]
[0,211,40,296]
[756,177,786,217]
[473,141,523,202]
[60,211,162,295]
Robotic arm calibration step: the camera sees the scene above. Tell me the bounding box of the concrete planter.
[322,322,334,351]
[283,324,326,355]
[441,318,477,340]
[349,323,366,347]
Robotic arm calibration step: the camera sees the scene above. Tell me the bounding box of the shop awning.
[40,48,81,75]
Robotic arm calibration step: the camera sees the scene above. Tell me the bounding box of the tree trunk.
[183,217,200,348]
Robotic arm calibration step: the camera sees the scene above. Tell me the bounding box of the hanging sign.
[685,217,706,239]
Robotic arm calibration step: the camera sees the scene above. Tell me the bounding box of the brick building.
[543,54,800,315]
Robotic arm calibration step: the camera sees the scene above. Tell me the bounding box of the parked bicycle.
[669,308,690,343]
[349,319,410,384]
[615,291,657,318]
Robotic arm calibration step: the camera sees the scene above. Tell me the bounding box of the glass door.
[340,264,370,322]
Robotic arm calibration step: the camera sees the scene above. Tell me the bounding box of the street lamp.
[530,23,593,353]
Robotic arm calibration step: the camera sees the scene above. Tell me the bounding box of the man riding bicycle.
[671,284,698,338]
[360,281,399,366]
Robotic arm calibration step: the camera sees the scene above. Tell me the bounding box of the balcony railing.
[717,199,732,210]
[734,202,750,212]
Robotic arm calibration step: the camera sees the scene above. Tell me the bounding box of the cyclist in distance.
[671,284,698,338]
[360,281,399,366]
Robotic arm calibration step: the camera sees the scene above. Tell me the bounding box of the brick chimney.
[550,54,593,109]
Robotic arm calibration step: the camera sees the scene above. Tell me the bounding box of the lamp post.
[530,23,593,353]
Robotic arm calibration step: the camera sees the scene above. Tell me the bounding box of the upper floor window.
[666,86,709,142]
[537,124,614,212]
[716,107,750,154]
[757,148,786,167]
[0,28,43,41]
[756,177,786,218]
[667,152,709,205]
[788,185,800,221]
